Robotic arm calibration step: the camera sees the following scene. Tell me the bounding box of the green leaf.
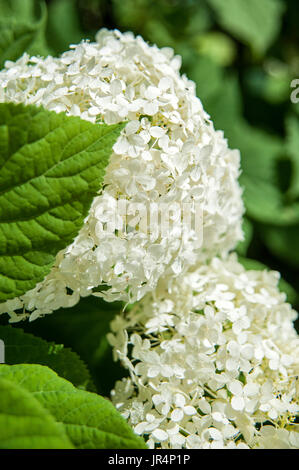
[235,119,299,225]
[238,255,297,305]
[0,0,50,68]
[0,364,147,449]
[0,0,43,21]
[240,174,299,225]
[17,296,126,396]
[206,78,282,181]
[201,77,295,228]
[236,125,283,183]
[236,218,253,256]
[203,76,242,132]
[112,0,151,31]
[0,102,125,302]
[0,376,73,449]
[0,325,94,390]
[263,70,292,104]
[205,78,296,227]
[185,3,212,35]
[207,79,294,227]
[193,32,236,66]
[260,224,299,270]
[144,19,177,49]
[286,116,299,199]
[46,0,85,55]
[207,0,285,53]
[188,56,224,103]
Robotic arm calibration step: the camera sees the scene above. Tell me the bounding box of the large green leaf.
[46,0,85,55]
[0,325,94,390]
[0,102,125,302]
[0,364,147,449]
[207,0,284,53]
[0,0,50,67]
[0,376,73,449]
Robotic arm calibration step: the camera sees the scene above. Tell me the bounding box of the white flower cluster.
[0,29,243,321]
[108,254,299,449]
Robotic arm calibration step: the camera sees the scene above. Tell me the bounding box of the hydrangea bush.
[0,29,243,321]
[0,12,297,451]
[109,254,299,449]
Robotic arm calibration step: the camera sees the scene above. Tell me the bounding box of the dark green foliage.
[14,296,127,396]
[0,325,95,390]
[0,0,298,449]
[0,364,147,449]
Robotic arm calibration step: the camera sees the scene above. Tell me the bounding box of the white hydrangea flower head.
[0,29,243,321]
[108,254,299,449]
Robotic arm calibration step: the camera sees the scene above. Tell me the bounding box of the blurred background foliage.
[0,0,299,393]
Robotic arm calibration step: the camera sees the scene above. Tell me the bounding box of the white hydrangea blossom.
[108,254,299,449]
[0,29,243,321]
